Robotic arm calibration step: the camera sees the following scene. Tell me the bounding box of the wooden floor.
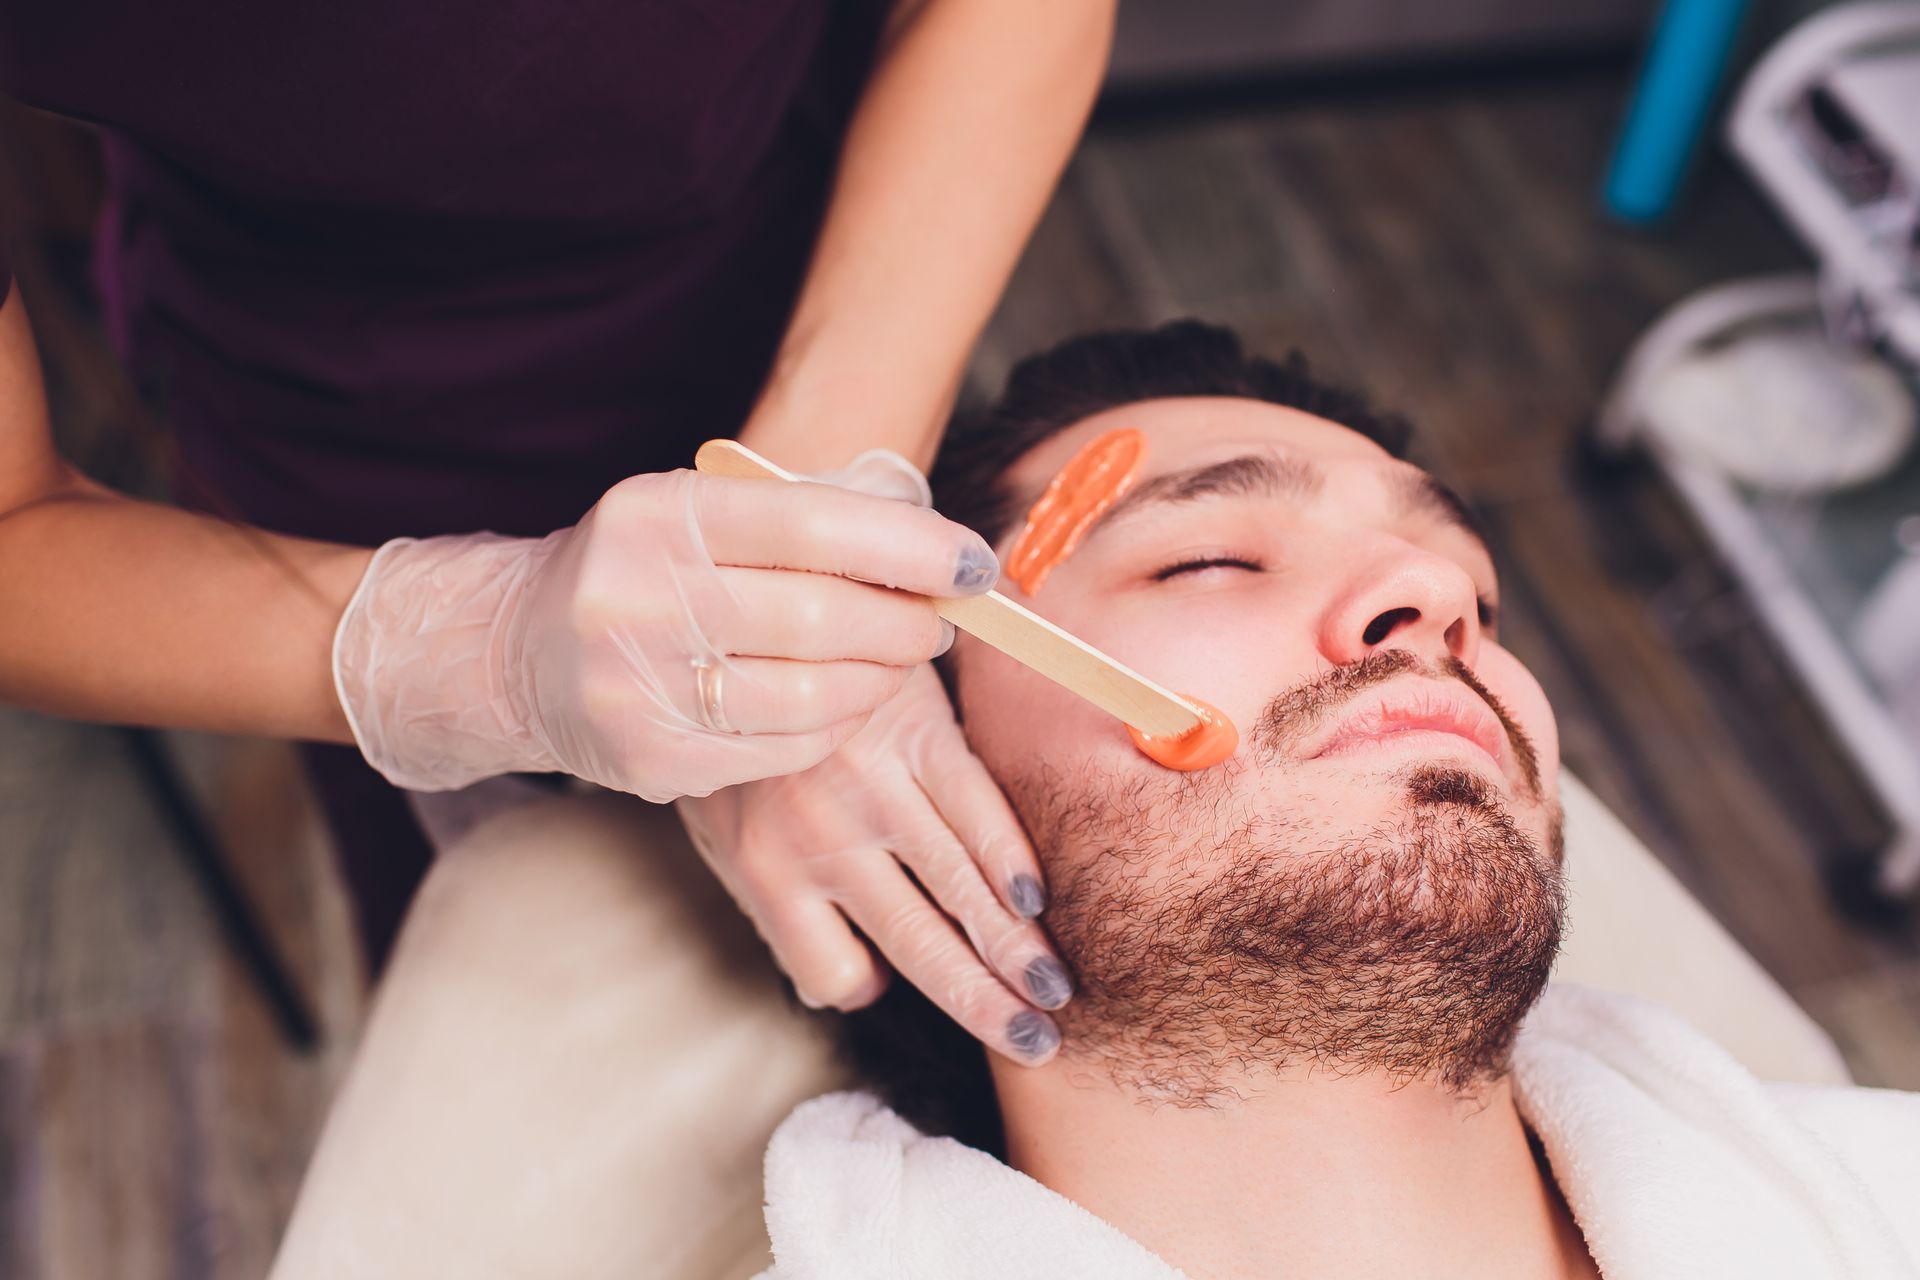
[4,65,1917,1279]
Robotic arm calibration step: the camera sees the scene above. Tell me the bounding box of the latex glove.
[679,662,1069,1068]
[812,447,933,507]
[333,466,999,802]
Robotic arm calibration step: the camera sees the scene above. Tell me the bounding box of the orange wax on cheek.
[1006,428,1146,595]
[1128,697,1239,770]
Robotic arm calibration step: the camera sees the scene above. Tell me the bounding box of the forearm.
[741,0,1115,474]
[0,480,369,742]
[0,279,367,742]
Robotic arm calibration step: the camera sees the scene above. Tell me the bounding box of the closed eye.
[1152,555,1265,582]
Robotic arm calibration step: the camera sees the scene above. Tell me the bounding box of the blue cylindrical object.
[1603,0,1752,223]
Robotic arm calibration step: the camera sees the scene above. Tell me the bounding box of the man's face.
[950,397,1566,1097]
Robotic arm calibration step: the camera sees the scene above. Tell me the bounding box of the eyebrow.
[1087,454,1322,537]
[1398,469,1491,547]
[1076,451,1489,550]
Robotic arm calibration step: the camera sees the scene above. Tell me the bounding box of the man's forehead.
[994,395,1493,572]
[1006,396,1394,489]
[1004,396,1400,512]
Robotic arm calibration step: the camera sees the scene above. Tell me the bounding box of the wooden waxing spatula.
[694,439,1207,739]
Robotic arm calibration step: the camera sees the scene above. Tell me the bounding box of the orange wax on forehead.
[1006,428,1146,595]
[1128,697,1239,770]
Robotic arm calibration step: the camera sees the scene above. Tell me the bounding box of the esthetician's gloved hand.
[677,663,1068,1064]
[677,452,1068,1066]
[332,466,999,803]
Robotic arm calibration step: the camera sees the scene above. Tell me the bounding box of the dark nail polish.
[1008,1010,1060,1060]
[1024,956,1073,1009]
[953,542,1000,592]
[1008,873,1045,919]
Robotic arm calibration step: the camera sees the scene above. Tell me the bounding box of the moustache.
[1250,649,1542,796]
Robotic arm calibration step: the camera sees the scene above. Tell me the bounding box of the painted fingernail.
[1008,873,1045,919]
[934,619,956,658]
[1024,956,1073,1009]
[953,540,1000,593]
[1008,1010,1060,1061]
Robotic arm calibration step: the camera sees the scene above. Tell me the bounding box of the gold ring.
[694,659,736,734]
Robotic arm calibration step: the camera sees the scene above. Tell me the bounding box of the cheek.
[1080,588,1323,743]
[951,636,1121,783]
[1477,643,1560,788]
[954,586,1322,779]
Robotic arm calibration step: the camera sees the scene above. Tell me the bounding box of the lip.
[1305,679,1509,770]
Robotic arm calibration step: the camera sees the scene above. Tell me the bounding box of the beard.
[999,652,1566,1104]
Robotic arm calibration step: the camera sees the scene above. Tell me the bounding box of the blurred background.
[4,0,1919,1274]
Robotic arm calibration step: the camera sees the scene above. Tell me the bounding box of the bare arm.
[738,0,1116,474]
[0,284,368,741]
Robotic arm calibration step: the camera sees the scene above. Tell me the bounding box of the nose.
[1317,540,1483,669]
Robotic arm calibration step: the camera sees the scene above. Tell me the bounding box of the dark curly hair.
[836,320,1420,1157]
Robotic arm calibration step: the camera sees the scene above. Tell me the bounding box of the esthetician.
[0,2,1114,1059]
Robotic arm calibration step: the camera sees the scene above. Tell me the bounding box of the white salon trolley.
[1597,3,1920,897]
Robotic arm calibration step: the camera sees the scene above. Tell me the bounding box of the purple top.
[2,2,883,544]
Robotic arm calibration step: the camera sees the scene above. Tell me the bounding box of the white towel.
[758,984,1920,1279]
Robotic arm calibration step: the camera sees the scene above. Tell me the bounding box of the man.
[758,322,1920,1279]
[271,322,1919,1280]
